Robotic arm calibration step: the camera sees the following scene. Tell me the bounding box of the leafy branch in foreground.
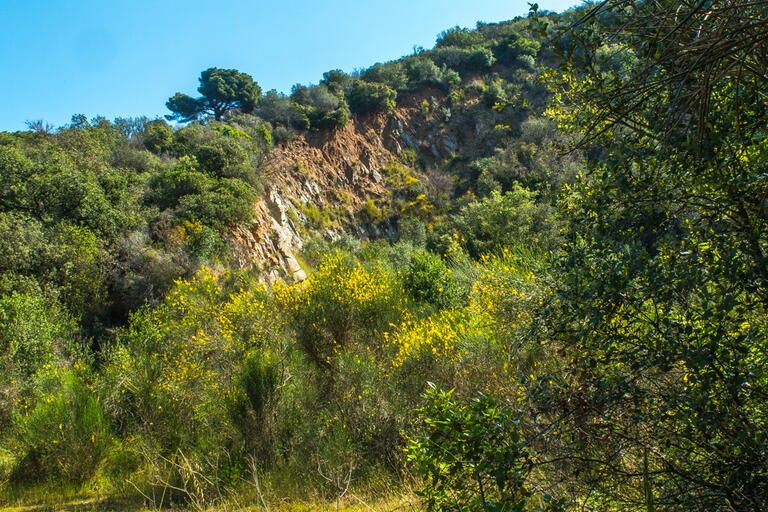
[407,384,566,512]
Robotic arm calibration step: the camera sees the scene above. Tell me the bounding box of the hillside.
[2,2,768,511]
[228,80,553,281]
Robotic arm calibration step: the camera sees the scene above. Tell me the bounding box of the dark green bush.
[10,367,112,484]
[361,62,408,92]
[348,81,397,115]
[403,250,460,310]
[194,138,248,177]
[407,386,565,512]
[405,58,444,90]
[151,156,210,210]
[465,48,495,72]
[255,90,294,127]
[482,80,507,107]
[321,69,355,94]
[142,120,174,154]
[178,177,256,228]
[492,35,540,66]
[290,84,349,130]
[435,26,483,49]
[451,186,560,258]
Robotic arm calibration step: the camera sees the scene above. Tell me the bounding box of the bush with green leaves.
[482,79,507,107]
[407,385,564,512]
[142,120,174,154]
[361,62,408,92]
[10,366,112,484]
[321,69,355,95]
[150,156,210,210]
[177,177,256,229]
[348,81,397,115]
[492,34,540,66]
[451,186,560,258]
[405,58,445,90]
[290,84,350,130]
[0,293,76,428]
[436,26,484,49]
[403,249,460,310]
[194,138,249,176]
[275,251,406,372]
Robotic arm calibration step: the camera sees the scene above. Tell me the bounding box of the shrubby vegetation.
[3,2,767,511]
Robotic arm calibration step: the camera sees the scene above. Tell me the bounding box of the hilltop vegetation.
[2,2,768,511]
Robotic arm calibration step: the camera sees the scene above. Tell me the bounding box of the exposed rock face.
[225,88,497,282]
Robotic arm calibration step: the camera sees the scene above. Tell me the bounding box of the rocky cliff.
[225,88,503,282]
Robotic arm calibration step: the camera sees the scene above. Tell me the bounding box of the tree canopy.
[166,67,262,122]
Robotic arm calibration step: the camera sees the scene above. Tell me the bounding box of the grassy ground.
[0,494,420,512]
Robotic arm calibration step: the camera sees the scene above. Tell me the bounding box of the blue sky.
[0,0,580,131]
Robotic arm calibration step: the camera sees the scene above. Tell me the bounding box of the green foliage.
[49,223,109,320]
[257,124,272,146]
[151,156,210,209]
[361,197,384,223]
[407,386,562,512]
[482,79,507,107]
[194,137,250,178]
[492,34,540,66]
[255,90,293,127]
[529,1,768,510]
[321,69,355,94]
[290,84,350,130]
[348,81,397,115]
[0,293,76,428]
[142,120,174,154]
[436,26,484,49]
[361,62,408,92]
[405,58,444,90]
[275,251,405,371]
[177,177,256,229]
[10,366,112,484]
[451,186,559,258]
[403,250,459,310]
[167,67,262,122]
[433,46,496,74]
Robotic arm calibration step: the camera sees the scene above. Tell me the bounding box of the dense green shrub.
[178,177,256,228]
[405,58,444,90]
[435,26,483,49]
[141,120,174,154]
[361,62,408,92]
[290,84,349,130]
[403,250,459,310]
[348,81,397,115]
[407,386,565,512]
[231,349,280,457]
[321,69,355,94]
[0,293,76,427]
[48,223,110,321]
[492,35,540,66]
[451,186,560,258]
[482,79,507,107]
[10,366,112,484]
[194,137,251,179]
[255,90,294,127]
[275,251,405,371]
[150,156,210,210]
[465,47,495,72]
[432,47,495,74]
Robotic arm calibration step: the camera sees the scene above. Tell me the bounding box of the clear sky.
[0,0,580,132]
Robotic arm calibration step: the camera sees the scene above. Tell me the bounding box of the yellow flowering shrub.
[385,309,482,369]
[103,266,281,456]
[470,248,544,338]
[275,251,406,369]
[10,364,112,483]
